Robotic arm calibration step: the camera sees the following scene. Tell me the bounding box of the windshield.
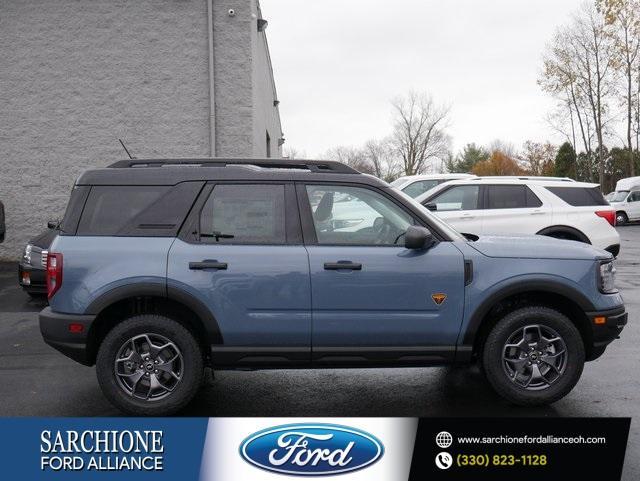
[610,191,629,202]
[392,188,466,241]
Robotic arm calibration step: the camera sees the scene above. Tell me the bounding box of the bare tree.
[390,92,451,176]
[520,141,557,176]
[323,145,375,174]
[283,146,307,160]
[539,3,616,185]
[598,0,640,175]
[362,138,400,181]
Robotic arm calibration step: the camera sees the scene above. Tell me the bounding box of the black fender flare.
[536,225,590,244]
[461,279,596,349]
[85,282,222,345]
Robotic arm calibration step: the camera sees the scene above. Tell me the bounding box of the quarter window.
[429,185,480,211]
[545,186,608,206]
[78,186,168,235]
[199,184,286,244]
[305,185,413,246]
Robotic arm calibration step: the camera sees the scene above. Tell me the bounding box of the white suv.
[390,173,476,198]
[416,178,620,256]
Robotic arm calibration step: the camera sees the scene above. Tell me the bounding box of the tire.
[481,306,585,406]
[543,231,581,243]
[96,315,204,415]
[616,212,628,226]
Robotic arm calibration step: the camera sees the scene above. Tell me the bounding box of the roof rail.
[107,158,359,174]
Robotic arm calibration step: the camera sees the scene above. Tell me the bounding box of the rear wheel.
[616,212,628,225]
[482,306,585,406]
[96,315,204,415]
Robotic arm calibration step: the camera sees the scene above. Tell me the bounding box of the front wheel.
[616,212,628,225]
[96,315,204,415]
[482,307,585,406]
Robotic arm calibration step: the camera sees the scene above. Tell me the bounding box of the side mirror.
[47,220,59,229]
[424,203,437,211]
[405,226,435,250]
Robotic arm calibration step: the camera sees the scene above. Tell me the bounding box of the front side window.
[305,185,413,246]
[199,184,286,244]
[628,191,640,202]
[402,180,440,198]
[429,185,480,211]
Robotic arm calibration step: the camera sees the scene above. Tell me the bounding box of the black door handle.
[189,260,228,270]
[324,261,362,271]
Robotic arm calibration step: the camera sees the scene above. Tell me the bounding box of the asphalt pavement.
[0,227,639,479]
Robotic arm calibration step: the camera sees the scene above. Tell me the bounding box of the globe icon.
[435,431,453,449]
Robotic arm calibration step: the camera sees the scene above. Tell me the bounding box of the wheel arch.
[84,284,222,365]
[462,281,595,361]
[536,225,591,244]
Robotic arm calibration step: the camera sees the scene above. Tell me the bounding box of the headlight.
[598,261,617,293]
[22,244,32,265]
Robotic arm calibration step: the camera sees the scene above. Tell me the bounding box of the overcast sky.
[262,0,584,159]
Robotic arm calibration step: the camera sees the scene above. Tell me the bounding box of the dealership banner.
[0,417,629,480]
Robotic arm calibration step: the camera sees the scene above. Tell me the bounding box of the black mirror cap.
[47,220,58,229]
[425,202,437,211]
[405,226,435,250]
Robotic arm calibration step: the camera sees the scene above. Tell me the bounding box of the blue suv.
[40,159,627,414]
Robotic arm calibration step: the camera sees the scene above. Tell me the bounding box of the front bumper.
[39,307,96,365]
[586,306,627,349]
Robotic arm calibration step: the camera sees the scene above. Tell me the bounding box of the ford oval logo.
[239,423,384,476]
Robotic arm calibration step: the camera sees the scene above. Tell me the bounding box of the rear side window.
[486,185,543,209]
[78,186,168,235]
[199,184,286,244]
[545,186,608,206]
[487,185,526,209]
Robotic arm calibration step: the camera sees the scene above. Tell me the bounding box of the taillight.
[46,253,63,299]
[595,210,616,227]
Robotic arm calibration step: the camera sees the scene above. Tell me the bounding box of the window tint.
[486,185,527,209]
[525,186,543,207]
[78,186,168,235]
[402,180,440,198]
[429,185,479,211]
[305,185,413,246]
[199,184,286,244]
[628,191,640,202]
[545,186,608,206]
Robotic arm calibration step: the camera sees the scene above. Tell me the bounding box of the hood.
[468,235,610,260]
[28,228,58,249]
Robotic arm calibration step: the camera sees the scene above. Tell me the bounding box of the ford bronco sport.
[40,159,627,415]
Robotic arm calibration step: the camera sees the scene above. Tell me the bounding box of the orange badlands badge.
[431,293,447,305]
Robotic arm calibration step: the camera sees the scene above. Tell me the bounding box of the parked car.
[40,158,626,414]
[0,200,4,243]
[18,223,59,297]
[607,176,640,225]
[390,173,476,198]
[417,178,620,256]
